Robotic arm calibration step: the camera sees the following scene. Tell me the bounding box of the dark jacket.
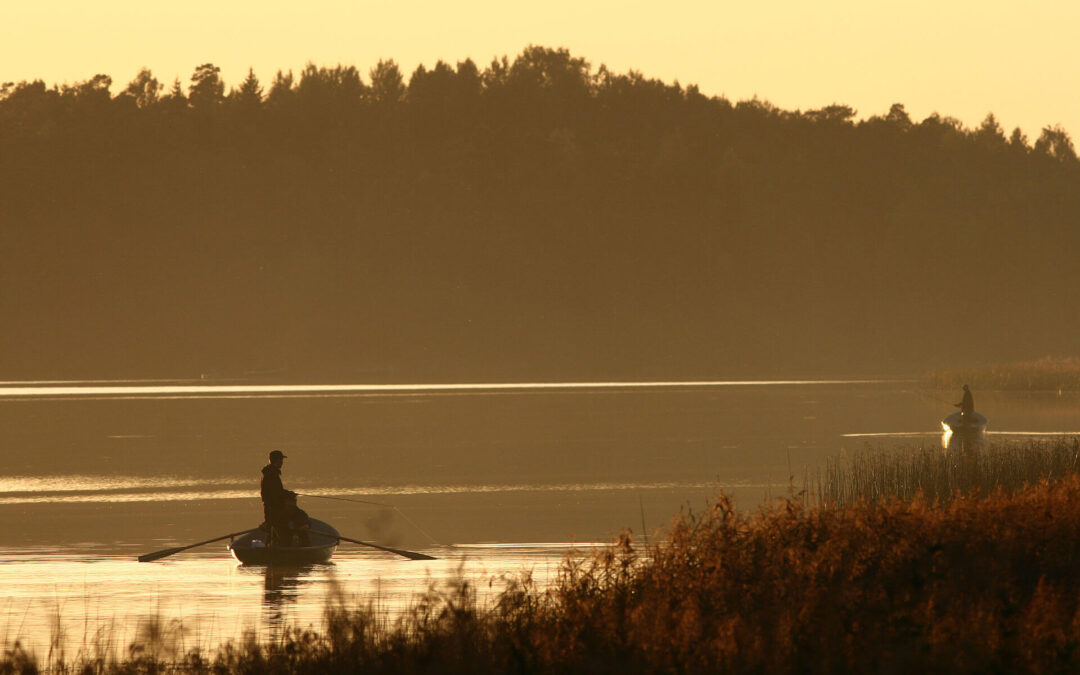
[261,464,287,507]
[957,389,974,414]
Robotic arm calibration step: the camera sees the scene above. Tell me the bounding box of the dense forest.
[2,46,1078,382]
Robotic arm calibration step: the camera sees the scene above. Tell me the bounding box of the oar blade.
[138,546,185,563]
[310,529,435,560]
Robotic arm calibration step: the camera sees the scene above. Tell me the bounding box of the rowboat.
[228,518,340,565]
[941,411,988,433]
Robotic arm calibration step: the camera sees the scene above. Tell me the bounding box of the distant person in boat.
[954,384,975,416]
[260,450,296,544]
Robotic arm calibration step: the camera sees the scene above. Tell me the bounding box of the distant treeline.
[2,46,1079,381]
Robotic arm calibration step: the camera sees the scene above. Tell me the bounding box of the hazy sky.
[3,0,1078,138]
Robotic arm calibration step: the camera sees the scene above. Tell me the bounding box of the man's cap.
[269,450,287,460]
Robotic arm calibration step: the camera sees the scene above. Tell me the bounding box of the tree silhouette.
[885,103,913,130]
[122,68,162,108]
[1009,127,1029,151]
[805,103,857,125]
[297,63,365,109]
[266,70,295,108]
[0,47,1079,381]
[160,77,187,109]
[507,45,591,93]
[64,74,112,103]
[188,63,224,109]
[975,113,1006,150]
[231,67,263,107]
[1035,124,1078,164]
[368,59,405,105]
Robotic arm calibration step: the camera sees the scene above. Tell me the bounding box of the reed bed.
[8,442,1080,673]
[928,355,1080,391]
[817,437,1080,508]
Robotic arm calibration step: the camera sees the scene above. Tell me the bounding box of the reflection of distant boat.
[941,411,988,432]
[941,412,987,451]
[229,518,339,565]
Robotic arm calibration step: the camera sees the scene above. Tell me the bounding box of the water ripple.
[0,476,749,505]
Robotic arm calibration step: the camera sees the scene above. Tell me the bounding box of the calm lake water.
[1,380,1078,657]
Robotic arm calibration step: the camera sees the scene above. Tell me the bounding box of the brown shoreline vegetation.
[8,443,1080,673]
[818,438,1080,507]
[928,356,1080,391]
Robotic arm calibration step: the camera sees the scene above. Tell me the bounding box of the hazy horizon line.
[0,378,910,400]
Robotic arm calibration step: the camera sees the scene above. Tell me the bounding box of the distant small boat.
[228,518,339,565]
[941,411,988,433]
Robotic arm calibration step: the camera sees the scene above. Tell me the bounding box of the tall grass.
[817,438,1080,508]
[928,355,1080,390]
[8,443,1080,673]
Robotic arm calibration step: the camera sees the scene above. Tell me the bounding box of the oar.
[138,530,252,563]
[298,493,441,546]
[310,529,435,561]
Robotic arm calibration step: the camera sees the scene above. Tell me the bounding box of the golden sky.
[3,0,1078,138]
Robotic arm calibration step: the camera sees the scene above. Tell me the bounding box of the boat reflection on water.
[941,427,987,452]
[236,563,332,641]
[941,411,989,452]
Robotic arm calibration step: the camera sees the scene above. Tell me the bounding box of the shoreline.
[6,438,1080,673]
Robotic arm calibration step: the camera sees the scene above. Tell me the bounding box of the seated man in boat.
[954,384,975,417]
[279,492,312,547]
[260,450,297,545]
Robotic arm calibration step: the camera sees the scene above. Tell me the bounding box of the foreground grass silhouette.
[7,462,1080,672]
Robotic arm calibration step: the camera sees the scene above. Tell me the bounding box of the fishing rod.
[297,492,441,547]
[297,493,393,508]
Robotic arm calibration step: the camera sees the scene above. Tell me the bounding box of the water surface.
[2,381,1077,656]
